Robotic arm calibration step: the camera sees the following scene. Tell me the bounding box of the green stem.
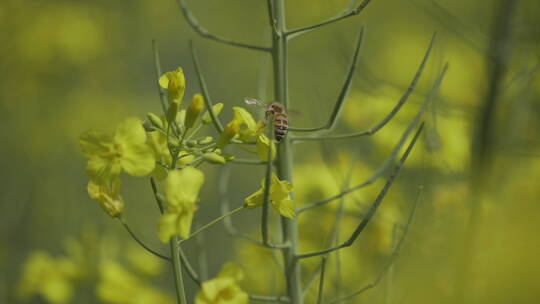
[272,1,303,303]
[170,236,188,304]
[178,205,245,245]
[118,216,170,261]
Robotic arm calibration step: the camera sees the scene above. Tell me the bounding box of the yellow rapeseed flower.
[245,173,294,218]
[217,107,275,160]
[80,117,155,185]
[87,179,124,217]
[195,263,248,304]
[159,67,185,107]
[158,167,205,242]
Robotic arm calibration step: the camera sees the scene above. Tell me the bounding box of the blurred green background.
[1,0,540,303]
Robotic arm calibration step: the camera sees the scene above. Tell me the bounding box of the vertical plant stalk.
[271,0,303,303]
[170,236,188,304]
[152,41,188,303]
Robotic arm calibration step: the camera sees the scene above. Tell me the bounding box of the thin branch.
[178,205,245,245]
[325,186,423,304]
[190,41,224,133]
[250,294,290,303]
[317,256,328,304]
[118,217,170,261]
[292,32,437,141]
[295,122,424,260]
[261,123,274,244]
[230,158,267,165]
[289,26,365,132]
[178,247,202,286]
[150,178,165,213]
[195,233,208,281]
[296,63,447,213]
[266,0,278,34]
[285,0,373,39]
[176,0,270,52]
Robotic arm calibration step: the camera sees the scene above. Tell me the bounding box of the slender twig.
[150,178,165,213]
[195,233,208,281]
[230,158,267,165]
[250,294,290,303]
[152,40,168,115]
[303,258,324,296]
[296,122,424,260]
[325,186,423,304]
[189,41,224,133]
[170,236,187,304]
[178,246,201,286]
[317,256,328,304]
[178,205,245,245]
[289,26,364,132]
[285,0,373,39]
[266,0,278,34]
[292,32,437,142]
[297,64,448,213]
[176,0,270,52]
[118,217,170,261]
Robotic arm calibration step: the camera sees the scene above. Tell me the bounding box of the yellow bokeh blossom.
[245,173,294,218]
[195,263,248,304]
[17,251,80,304]
[97,260,173,304]
[80,117,155,185]
[158,167,205,242]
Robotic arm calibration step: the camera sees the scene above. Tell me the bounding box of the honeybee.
[245,98,289,142]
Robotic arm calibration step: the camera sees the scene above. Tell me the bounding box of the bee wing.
[244,98,268,120]
[244,98,267,108]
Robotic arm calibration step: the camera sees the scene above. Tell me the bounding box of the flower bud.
[142,120,154,132]
[186,140,198,147]
[202,103,224,124]
[198,136,213,145]
[185,94,204,129]
[217,121,240,148]
[147,112,164,130]
[202,152,226,164]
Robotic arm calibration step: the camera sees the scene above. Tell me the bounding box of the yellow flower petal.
[87,180,124,217]
[244,173,294,218]
[164,167,205,207]
[255,134,276,161]
[114,117,155,177]
[195,263,248,304]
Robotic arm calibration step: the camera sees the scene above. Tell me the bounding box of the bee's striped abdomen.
[274,113,288,142]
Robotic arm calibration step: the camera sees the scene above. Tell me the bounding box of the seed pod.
[198,136,213,145]
[147,112,164,130]
[203,152,226,164]
[217,121,240,148]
